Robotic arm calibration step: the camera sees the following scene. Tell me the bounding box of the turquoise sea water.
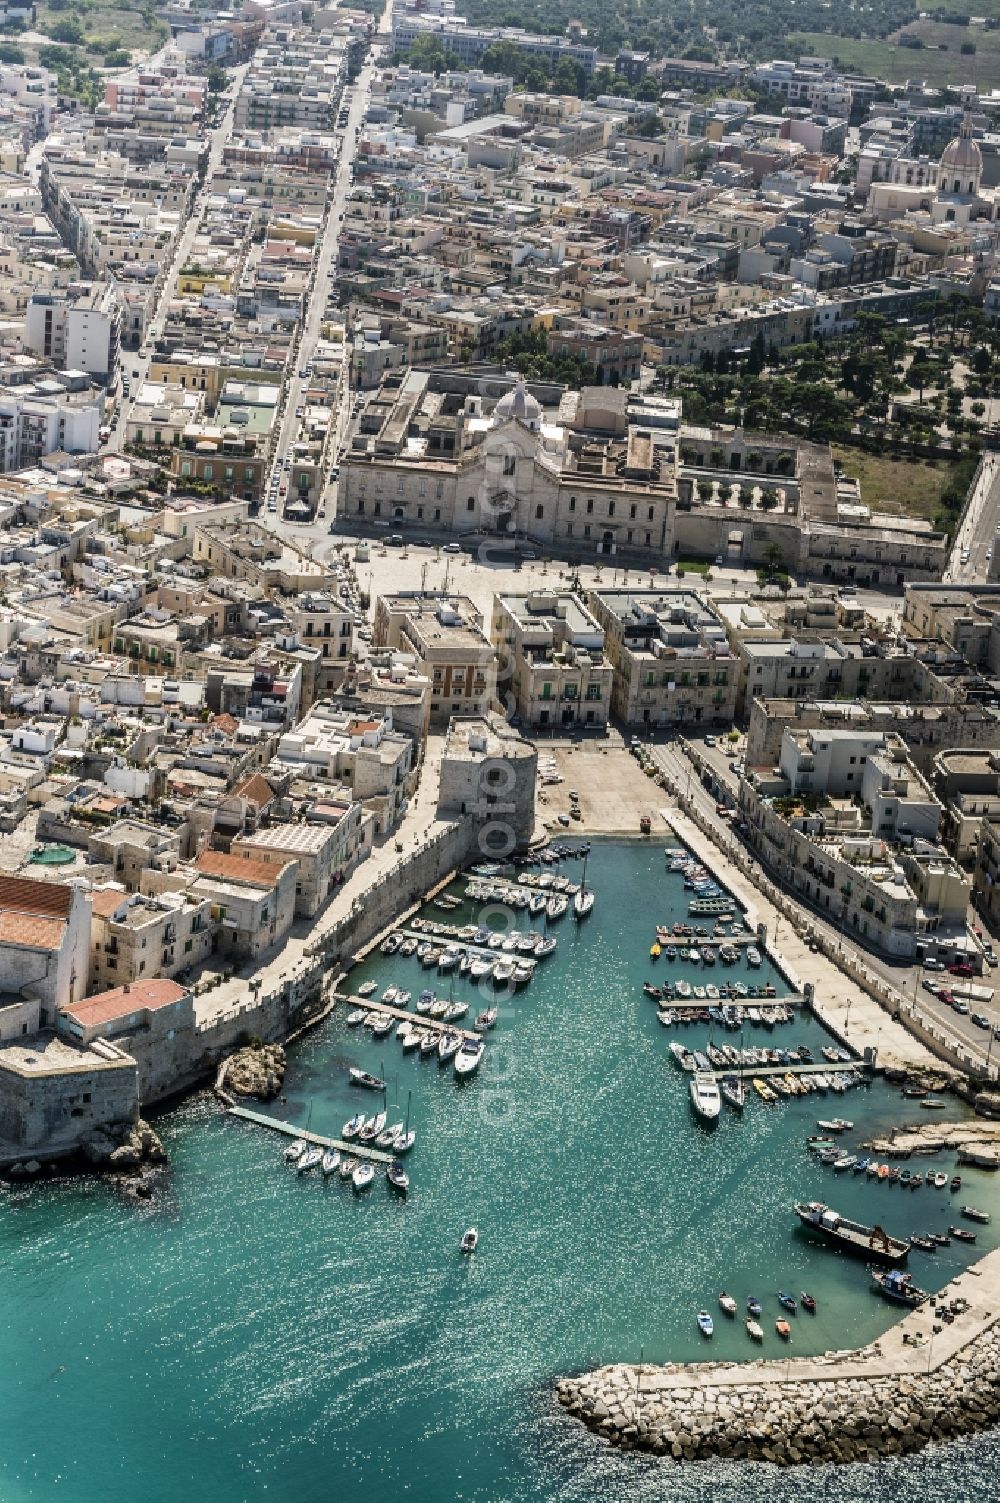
[3,839,1000,1503]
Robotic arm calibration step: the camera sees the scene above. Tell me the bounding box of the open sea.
[3,839,1000,1503]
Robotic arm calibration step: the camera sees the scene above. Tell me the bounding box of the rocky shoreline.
[556,1255,1000,1466]
[220,1042,286,1100]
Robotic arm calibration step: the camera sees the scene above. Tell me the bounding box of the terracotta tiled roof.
[212,713,239,734]
[0,913,66,950]
[232,772,274,808]
[0,875,72,919]
[91,889,128,919]
[195,851,282,888]
[62,978,188,1028]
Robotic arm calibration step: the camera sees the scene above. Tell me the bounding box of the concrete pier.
[335,991,480,1040]
[228,1105,394,1163]
[557,1245,1000,1465]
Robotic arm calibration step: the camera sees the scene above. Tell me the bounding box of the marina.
[228,1105,395,1164]
[6,838,1000,1503]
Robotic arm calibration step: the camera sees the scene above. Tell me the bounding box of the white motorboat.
[284,1138,307,1162]
[747,946,762,967]
[669,1041,696,1071]
[416,990,436,1013]
[429,998,450,1019]
[370,1014,394,1038]
[346,1008,367,1026]
[297,1148,322,1174]
[386,1161,409,1194]
[438,1030,462,1063]
[492,959,515,985]
[438,946,462,972]
[349,1067,385,1090]
[689,1071,722,1123]
[461,1227,478,1253]
[444,1001,469,1022]
[470,958,494,979]
[512,963,533,987]
[454,1037,485,1078]
[357,980,378,997]
[419,1032,438,1057]
[400,1027,422,1051]
[381,986,399,1004]
[321,1148,341,1176]
[352,1162,375,1192]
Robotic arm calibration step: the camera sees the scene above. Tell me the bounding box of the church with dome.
[866,111,999,247]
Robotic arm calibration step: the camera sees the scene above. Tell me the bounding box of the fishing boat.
[961,1205,991,1223]
[357,980,378,998]
[720,1074,745,1110]
[650,943,661,960]
[297,1148,322,1174]
[342,1113,365,1140]
[794,1202,909,1265]
[930,1171,949,1188]
[719,1292,738,1317]
[284,1139,307,1163]
[919,1099,947,1110]
[461,1227,478,1253]
[352,1162,375,1192]
[817,1118,853,1133]
[775,1318,791,1340]
[951,1175,962,1192]
[349,1068,385,1090]
[696,1311,714,1338]
[833,1154,857,1171]
[800,1292,817,1313]
[386,1161,409,1195]
[778,1292,797,1312]
[669,1042,695,1071]
[455,1037,485,1078]
[871,1269,929,1307]
[928,1231,950,1247]
[675,979,692,999]
[747,1296,762,1317]
[753,1078,777,1103]
[689,1072,721,1123]
[321,1148,341,1176]
[950,1225,977,1243]
[746,1319,764,1342]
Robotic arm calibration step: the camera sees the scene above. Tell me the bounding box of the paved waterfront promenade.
[664,810,940,1075]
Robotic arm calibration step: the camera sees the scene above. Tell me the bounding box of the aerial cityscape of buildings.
[4,0,1000,1484]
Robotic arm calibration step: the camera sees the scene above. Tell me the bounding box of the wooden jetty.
[228,1105,394,1163]
[336,991,481,1040]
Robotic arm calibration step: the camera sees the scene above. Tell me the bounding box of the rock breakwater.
[557,1253,1000,1465]
[222,1042,286,1100]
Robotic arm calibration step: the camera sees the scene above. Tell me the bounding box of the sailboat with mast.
[573,850,594,919]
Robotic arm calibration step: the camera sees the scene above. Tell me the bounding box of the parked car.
[704,734,717,747]
[922,956,945,970]
[971,1013,990,1030]
[939,988,956,1006]
[386,534,404,546]
[443,542,461,553]
[922,979,941,996]
[953,1000,971,1015]
[948,961,974,977]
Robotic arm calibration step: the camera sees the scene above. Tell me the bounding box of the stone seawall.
[557,1249,1000,1466]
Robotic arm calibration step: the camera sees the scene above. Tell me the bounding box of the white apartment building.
[24,282,122,381]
